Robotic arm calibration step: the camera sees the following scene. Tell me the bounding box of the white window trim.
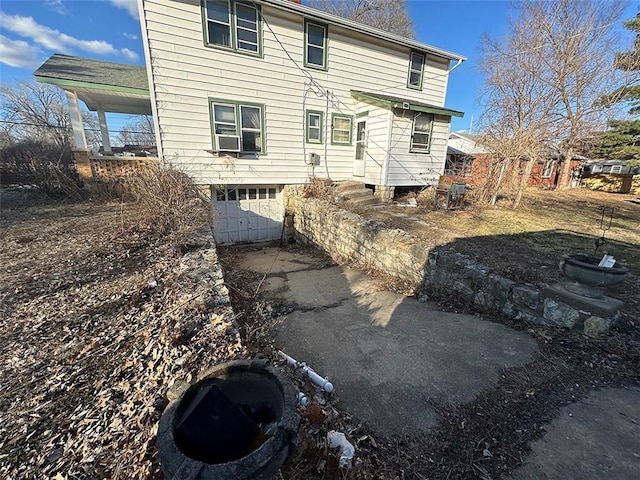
[541,160,554,178]
[410,113,433,153]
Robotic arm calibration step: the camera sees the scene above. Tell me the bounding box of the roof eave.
[351,90,464,118]
[261,0,466,62]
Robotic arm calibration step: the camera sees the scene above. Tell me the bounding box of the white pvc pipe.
[278,350,334,393]
[297,392,309,406]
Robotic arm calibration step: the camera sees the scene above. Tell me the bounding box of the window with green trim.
[410,113,433,152]
[408,51,425,89]
[331,114,353,145]
[306,110,323,143]
[203,0,262,55]
[305,20,327,69]
[210,99,265,154]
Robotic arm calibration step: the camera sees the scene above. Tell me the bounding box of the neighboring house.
[35,0,466,244]
[446,131,585,189]
[581,159,640,194]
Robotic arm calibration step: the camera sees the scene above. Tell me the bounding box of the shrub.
[126,162,212,246]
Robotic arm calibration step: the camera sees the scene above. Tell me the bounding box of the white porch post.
[97,110,112,154]
[64,90,87,150]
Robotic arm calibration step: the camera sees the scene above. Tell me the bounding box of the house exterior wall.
[356,105,391,185]
[387,112,451,186]
[139,0,454,186]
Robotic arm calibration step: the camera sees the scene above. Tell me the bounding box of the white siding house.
[136,0,464,243]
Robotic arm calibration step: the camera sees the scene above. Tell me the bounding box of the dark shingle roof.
[34,54,148,92]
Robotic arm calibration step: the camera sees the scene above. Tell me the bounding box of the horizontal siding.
[142,0,453,185]
[358,106,390,185]
[386,113,451,186]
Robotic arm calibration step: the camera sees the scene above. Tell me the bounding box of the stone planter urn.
[157,360,300,480]
[559,254,629,298]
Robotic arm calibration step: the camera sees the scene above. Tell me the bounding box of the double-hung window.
[541,160,554,178]
[410,113,433,152]
[306,111,323,143]
[408,51,425,89]
[211,99,265,154]
[204,0,261,55]
[331,114,353,145]
[305,20,327,69]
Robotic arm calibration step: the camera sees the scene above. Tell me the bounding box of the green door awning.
[351,90,464,118]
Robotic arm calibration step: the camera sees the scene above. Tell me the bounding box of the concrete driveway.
[237,247,539,435]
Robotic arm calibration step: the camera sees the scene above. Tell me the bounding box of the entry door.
[353,119,367,177]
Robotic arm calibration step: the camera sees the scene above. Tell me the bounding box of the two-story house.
[35,0,464,244]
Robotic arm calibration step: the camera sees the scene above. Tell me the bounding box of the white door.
[353,119,367,177]
[212,185,283,245]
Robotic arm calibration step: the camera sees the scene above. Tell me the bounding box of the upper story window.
[410,113,433,153]
[305,20,328,70]
[408,51,425,89]
[210,99,265,154]
[204,0,262,56]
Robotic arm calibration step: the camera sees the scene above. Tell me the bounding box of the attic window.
[408,51,425,89]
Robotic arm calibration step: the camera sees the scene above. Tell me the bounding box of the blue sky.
[0,0,636,135]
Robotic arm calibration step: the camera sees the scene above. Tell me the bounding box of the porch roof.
[34,54,151,115]
[351,90,464,118]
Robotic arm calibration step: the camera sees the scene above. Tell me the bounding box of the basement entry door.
[212,185,284,245]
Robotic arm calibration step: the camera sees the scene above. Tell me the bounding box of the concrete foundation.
[374,185,395,202]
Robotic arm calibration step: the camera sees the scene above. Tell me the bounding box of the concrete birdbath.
[559,254,629,298]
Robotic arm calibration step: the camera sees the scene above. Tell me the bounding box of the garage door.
[212,185,284,245]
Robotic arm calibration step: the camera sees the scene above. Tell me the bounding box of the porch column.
[97,110,112,154]
[64,90,92,179]
[64,90,87,149]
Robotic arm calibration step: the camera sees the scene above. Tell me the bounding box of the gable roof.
[261,0,466,62]
[34,54,148,94]
[352,91,464,118]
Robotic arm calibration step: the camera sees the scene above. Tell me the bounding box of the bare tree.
[518,0,627,188]
[1,82,72,148]
[308,0,414,38]
[0,81,101,149]
[117,115,156,146]
[478,14,557,208]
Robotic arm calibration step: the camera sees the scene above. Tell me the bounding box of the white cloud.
[45,0,69,16]
[121,48,139,61]
[123,32,139,40]
[0,13,138,61]
[0,35,43,69]
[109,0,139,19]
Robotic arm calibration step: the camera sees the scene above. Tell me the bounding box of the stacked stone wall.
[284,187,619,336]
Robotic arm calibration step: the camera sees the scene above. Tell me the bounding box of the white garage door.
[212,185,284,245]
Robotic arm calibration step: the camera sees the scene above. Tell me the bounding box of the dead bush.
[302,177,334,201]
[0,140,87,201]
[126,163,212,246]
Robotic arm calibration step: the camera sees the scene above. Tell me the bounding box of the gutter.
[261,0,467,63]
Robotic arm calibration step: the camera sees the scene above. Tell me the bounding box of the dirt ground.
[0,200,244,479]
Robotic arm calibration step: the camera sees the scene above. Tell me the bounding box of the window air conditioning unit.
[215,134,241,152]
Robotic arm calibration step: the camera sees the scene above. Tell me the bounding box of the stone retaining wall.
[284,189,619,336]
